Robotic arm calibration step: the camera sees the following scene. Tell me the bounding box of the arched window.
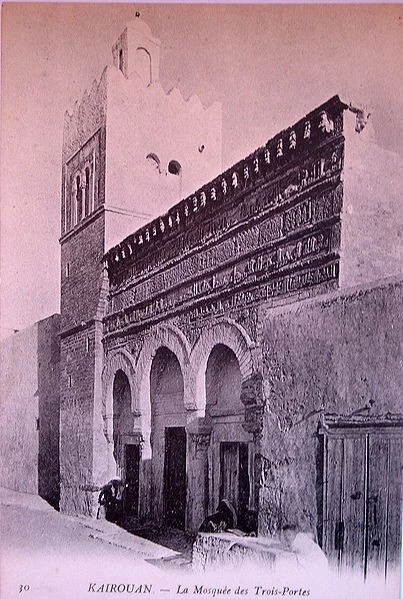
[146,153,161,172]
[119,49,124,74]
[84,167,90,217]
[76,175,83,223]
[168,160,182,176]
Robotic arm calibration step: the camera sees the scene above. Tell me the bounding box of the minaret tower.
[59,15,222,515]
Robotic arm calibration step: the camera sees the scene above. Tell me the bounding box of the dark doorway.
[112,370,134,473]
[164,427,187,529]
[124,444,140,516]
[220,442,249,523]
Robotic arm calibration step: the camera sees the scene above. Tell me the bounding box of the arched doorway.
[206,344,252,528]
[150,347,186,528]
[112,370,139,515]
[135,47,152,86]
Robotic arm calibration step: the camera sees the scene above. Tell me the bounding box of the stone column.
[186,419,212,532]
[138,430,153,523]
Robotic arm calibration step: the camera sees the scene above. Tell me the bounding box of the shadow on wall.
[37,315,61,510]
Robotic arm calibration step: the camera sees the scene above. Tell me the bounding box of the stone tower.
[59,16,222,515]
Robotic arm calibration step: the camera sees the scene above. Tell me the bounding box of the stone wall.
[60,216,106,330]
[0,314,60,507]
[340,109,403,288]
[258,278,402,536]
[59,323,99,516]
[59,202,108,516]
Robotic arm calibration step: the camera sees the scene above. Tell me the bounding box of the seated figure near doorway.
[199,500,258,535]
[199,499,237,532]
[199,499,237,533]
[97,477,126,523]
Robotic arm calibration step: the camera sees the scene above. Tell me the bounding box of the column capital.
[187,418,212,454]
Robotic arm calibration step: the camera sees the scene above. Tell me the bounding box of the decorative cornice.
[320,412,403,429]
[104,96,346,277]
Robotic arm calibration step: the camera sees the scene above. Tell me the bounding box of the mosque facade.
[1,17,401,578]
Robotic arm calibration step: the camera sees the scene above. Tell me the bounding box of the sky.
[1,3,402,337]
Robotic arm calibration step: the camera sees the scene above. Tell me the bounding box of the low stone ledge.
[192,532,280,571]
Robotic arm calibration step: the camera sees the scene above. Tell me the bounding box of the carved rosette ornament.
[318,110,334,134]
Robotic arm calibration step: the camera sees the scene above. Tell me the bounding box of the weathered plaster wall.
[112,20,161,84]
[340,110,403,288]
[0,325,39,493]
[0,315,60,506]
[258,278,402,536]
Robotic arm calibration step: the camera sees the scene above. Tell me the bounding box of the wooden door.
[164,427,187,529]
[124,444,140,516]
[366,433,402,576]
[323,426,402,576]
[220,442,249,523]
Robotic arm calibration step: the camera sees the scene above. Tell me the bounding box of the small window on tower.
[76,175,83,223]
[84,167,91,217]
[65,262,70,278]
[119,49,124,73]
[168,160,181,176]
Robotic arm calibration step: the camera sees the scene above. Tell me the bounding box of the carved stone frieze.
[104,224,338,334]
[104,260,339,337]
[111,219,336,310]
[108,180,343,318]
[234,307,258,343]
[103,331,144,358]
[103,98,347,338]
[108,150,343,289]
